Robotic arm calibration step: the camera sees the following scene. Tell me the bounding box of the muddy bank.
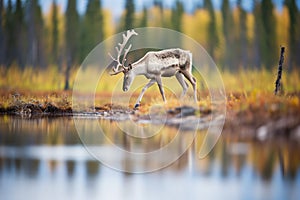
[0,101,219,131]
[0,102,72,116]
[1,89,300,142]
[1,101,300,142]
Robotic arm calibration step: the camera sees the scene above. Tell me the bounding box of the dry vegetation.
[0,67,300,140]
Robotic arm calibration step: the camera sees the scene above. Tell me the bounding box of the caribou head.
[108,30,138,92]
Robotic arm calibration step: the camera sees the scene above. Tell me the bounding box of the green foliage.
[253,0,263,68]
[80,0,104,62]
[221,0,233,38]
[221,0,234,69]
[14,0,26,68]
[65,0,79,66]
[260,0,277,69]
[285,0,299,69]
[139,7,148,27]
[124,0,135,30]
[236,0,248,69]
[203,0,219,60]
[65,0,80,90]
[0,0,299,79]
[171,0,184,32]
[51,0,59,66]
[27,0,46,68]
[4,0,14,67]
[0,0,3,65]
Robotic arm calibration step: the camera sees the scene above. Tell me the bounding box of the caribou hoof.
[134,103,140,109]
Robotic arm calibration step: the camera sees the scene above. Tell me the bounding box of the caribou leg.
[156,76,166,102]
[181,71,197,102]
[175,72,188,99]
[134,79,155,109]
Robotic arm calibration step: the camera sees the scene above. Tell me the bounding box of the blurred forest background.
[0,0,299,91]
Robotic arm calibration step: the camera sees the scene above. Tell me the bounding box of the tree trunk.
[274,46,285,95]
[64,63,71,90]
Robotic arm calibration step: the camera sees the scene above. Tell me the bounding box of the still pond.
[0,115,300,200]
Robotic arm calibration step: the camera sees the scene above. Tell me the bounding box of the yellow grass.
[1,66,299,109]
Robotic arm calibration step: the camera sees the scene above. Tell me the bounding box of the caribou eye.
[129,64,132,70]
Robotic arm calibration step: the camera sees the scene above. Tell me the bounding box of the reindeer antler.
[108,30,138,75]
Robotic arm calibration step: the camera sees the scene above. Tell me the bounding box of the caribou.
[109,29,197,109]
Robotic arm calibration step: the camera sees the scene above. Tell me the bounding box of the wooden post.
[274,46,285,95]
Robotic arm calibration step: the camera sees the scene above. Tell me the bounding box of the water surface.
[0,116,299,200]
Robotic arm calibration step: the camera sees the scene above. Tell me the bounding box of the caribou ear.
[128,64,132,70]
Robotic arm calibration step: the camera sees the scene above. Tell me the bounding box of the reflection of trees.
[1,116,300,180]
[277,142,300,180]
[220,141,230,178]
[194,137,244,178]
[167,148,189,172]
[23,159,40,177]
[0,157,3,172]
[250,141,300,181]
[66,160,75,178]
[1,139,300,181]
[194,132,217,176]
[193,133,300,181]
[100,120,179,153]
[86,161,100,177]
[14,158,22,173]
[5,158,14,173]
[0,158,102,179]
[2,158,40,177]
[232,154,246,177]
[49,160,58,174]
[253,145,276,181]
[0,116,79,146]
